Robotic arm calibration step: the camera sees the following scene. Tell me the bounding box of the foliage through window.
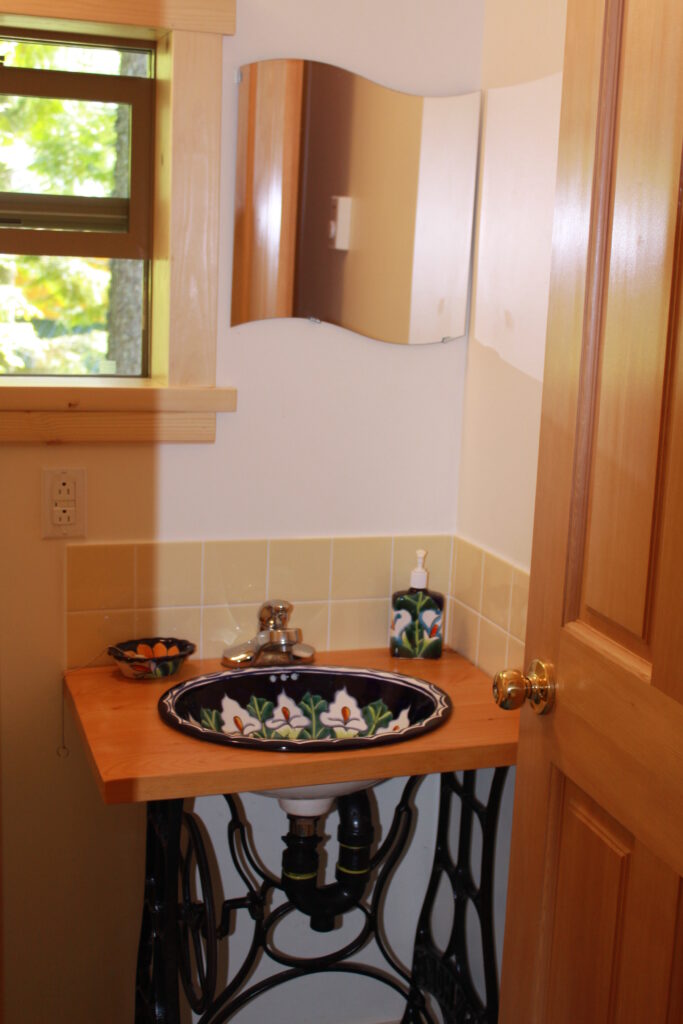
[0,35,154,376]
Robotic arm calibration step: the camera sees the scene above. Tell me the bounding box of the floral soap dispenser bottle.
[390,548,444,659]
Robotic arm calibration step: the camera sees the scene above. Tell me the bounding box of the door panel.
[542,776,683,1024]
[614,845,682,1024]
[583,0,683,638]
[499,0,683,1016]
[545,778,631,1024]
[651,168,683,700]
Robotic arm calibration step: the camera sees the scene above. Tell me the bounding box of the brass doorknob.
[492,659,555,715]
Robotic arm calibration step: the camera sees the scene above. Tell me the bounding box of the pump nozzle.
[410,549,428,589]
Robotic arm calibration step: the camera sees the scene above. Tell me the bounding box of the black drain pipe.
[281,790,375,932]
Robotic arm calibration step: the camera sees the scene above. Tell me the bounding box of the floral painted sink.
[158,664,451,752]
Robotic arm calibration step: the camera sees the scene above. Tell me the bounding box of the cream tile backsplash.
[66,536,529,675]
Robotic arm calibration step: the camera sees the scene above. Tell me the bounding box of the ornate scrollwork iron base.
[412,768,509,1024]
[135,769,508,1023]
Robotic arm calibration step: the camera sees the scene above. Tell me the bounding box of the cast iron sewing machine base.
[135,769,508,1024]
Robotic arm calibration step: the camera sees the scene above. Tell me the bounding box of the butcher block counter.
[64,648,519,804]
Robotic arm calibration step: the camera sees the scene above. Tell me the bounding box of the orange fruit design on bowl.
[120,640,182,661]
[129,641,181,659]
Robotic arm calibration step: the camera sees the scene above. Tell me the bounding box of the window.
[0,33,154,376]
[0,1,237,443]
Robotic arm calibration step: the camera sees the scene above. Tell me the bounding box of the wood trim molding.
[0,0,236,36]
[0,381,237,412]
[152,30,222,387]
[0,410,218,442]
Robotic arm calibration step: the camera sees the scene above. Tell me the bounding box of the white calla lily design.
[265,691,311,737]
[390,608,412,640]
[220,695,262,737]
[174,664,451,748]
[319,687,368,737]
[419,609,441,638]
[375,707,412,735]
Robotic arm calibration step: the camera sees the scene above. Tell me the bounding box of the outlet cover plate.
[42,468,87,539]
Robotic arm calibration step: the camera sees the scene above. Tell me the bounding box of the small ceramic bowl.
[108,637,196,680]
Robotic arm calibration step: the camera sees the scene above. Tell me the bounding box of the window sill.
[0,378,237,442]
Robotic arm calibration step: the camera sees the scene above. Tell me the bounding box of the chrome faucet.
[221,600,316,668]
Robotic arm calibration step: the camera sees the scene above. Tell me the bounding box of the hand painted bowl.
[108,637,196,680]
[158,664,451,752]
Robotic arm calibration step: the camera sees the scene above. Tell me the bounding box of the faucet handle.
[258,600,293,630]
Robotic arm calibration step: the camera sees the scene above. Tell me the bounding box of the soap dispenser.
[390,549,444,659]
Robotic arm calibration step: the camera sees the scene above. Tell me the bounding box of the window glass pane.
[0,254,145,376]
[0,41,152,78]
[0,94,130,199]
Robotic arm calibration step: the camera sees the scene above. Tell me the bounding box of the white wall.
[457,0,567,569]
[155,0,485,542]
[0,3,486,1022]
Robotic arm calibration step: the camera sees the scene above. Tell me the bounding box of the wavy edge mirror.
[231,58,481,346]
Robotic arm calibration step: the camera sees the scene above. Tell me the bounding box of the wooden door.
[498,0,683,1019]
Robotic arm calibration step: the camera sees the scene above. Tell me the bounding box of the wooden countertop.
[64,649,519,804]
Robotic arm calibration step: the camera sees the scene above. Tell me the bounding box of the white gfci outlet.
[42,468,87,539]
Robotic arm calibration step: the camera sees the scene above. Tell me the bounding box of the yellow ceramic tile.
[392,535,452,598]
[481,553,513,630]
[289,602,330,652]
[203,540,267,605]
[447,599,479,664]
[329,599,391,650]
[201,604,261,660]
[136,542,201,608]
[331,537,392,599]
[67,609,135,668]
[507,635,526,671]
[477,619,509,679]
[67,543,135,611]
[510,569,530,641]
[268,539,331,601]
[452,538,484,611]
[134,607,201,648]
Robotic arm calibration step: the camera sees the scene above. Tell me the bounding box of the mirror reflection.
[231,59,481,345]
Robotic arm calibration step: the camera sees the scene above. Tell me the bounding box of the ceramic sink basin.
[159,664,451,815]
[158,664,451,752]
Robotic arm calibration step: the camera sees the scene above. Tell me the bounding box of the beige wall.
[482,0,567,88]
[0,446,151,1023]
[457,0,567,569]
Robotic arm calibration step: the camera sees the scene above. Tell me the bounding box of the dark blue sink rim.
[158,664,452,752]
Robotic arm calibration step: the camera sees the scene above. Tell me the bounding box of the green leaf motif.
[246,695,274,722]
[401,632,417,654]
[200,707,223,732]
[421,637,443,660]
[298,691,330,739]
[246,695,275,738]
[362,699,393,736]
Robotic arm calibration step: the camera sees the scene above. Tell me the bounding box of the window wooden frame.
[0,0,238,443]
[0,64,153,259]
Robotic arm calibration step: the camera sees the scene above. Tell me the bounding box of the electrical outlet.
[54,477,75,502]
[42,468,86,539]
[53,504,76,526]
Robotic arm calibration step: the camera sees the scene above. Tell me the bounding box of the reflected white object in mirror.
[231,59,481,345]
